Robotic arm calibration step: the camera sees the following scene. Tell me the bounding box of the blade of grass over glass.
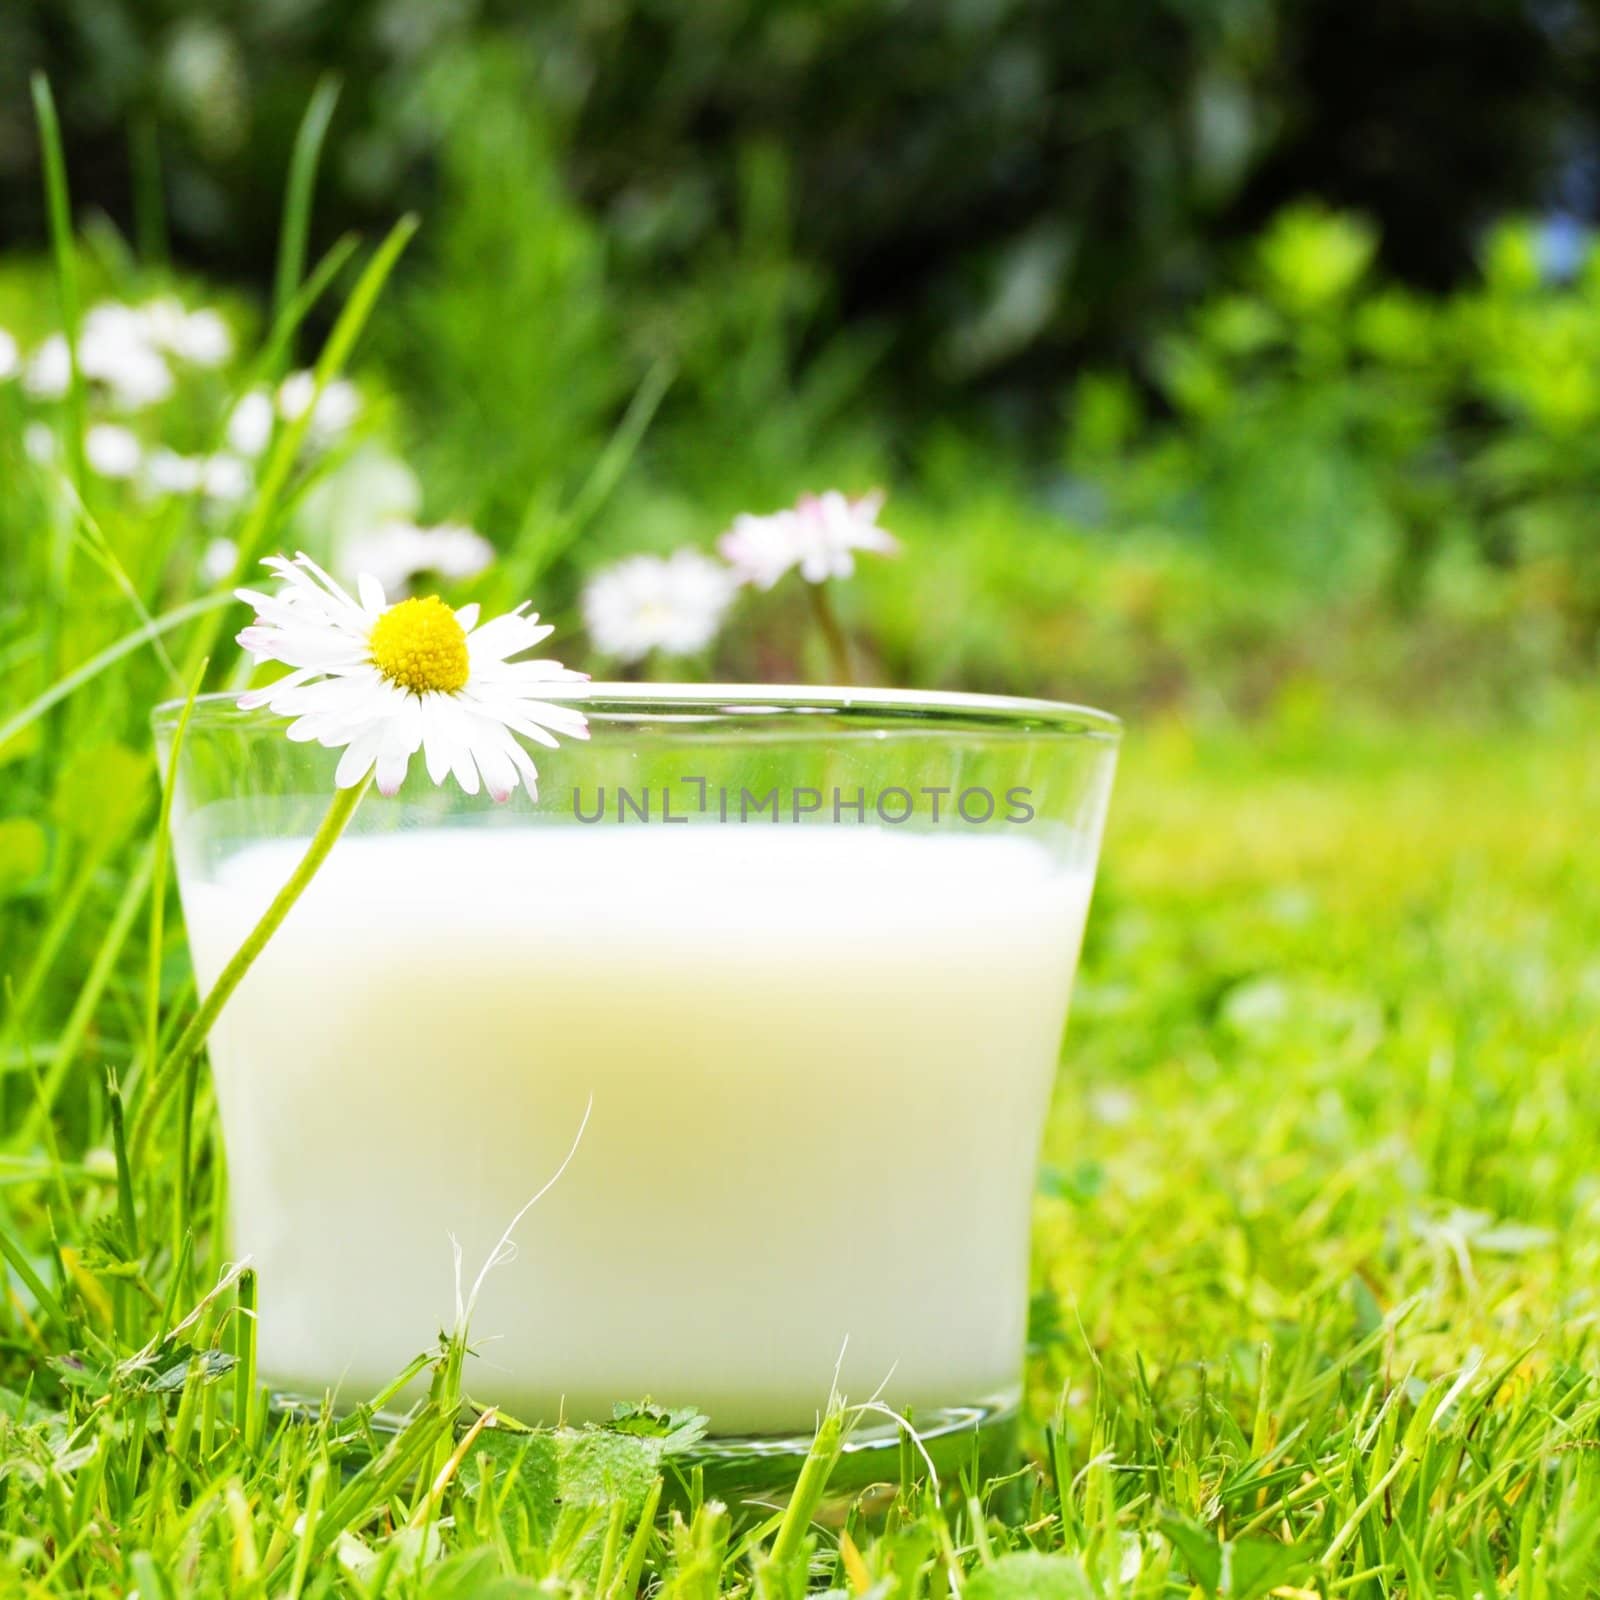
[145,662,206,1119]
[182,212,420,684]
[130,773,374,1161]
[272,76,342,367]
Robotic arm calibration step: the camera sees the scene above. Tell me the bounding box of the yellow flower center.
[368,596,470,694]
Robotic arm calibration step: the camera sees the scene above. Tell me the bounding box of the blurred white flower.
[24,423,55,464]
[86,423,143,480]
[202,454,251,502]
[227,389,275,456]
[0,328,18,382]
[81,304,178,409]
[1088,1086,1139,1126]
[24,336,69,399]
[582,549,737,662]
[146,449,250,501]
[141,297,233,366]
[200,538,238,585]
[277,371,361,441]
[26,305,176,410]
[340,520,495,596]
[146,449,203,495]
[1118,1533,1148,1584]
[719,490,898,589]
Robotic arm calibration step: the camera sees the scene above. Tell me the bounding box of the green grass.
[3,705,1597,1594]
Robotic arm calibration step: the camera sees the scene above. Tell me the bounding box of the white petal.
[466,610,553,664]
[471,735,518,804]
[418,695,456,786]
[334,728,382,788]
[374,744,411,795]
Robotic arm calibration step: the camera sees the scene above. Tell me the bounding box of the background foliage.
[3,0,1598,410]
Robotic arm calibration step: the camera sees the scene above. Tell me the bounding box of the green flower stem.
[132,774,372,1163]
[807,581,855,684]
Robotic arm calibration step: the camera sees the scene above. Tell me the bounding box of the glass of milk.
[156,685,1118,1483]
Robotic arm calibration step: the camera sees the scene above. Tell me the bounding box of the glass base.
[685,1395,1020,1508]
[270,1389,1020,1510]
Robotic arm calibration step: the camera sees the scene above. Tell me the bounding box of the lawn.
[3,702,1596,1595]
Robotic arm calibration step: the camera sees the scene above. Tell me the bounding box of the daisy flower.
[338,520,495,596]
[0,327,18,382]
[236,553,589,801]
[719,489,898,590]
[581,549,737,662]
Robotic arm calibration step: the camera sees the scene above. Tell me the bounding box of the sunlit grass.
[4,700,1598,1592]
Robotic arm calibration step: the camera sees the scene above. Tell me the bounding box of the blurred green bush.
[715,203,1595,715]
[0,1,1581,424]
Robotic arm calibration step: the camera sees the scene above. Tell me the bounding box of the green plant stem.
[131,775,372,1162]
[807,582,854,684]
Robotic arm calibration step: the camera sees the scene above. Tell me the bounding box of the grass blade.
[0,593,232,756]
[30,74,85,507]
[273,76,342,364]
[182,212,420,683]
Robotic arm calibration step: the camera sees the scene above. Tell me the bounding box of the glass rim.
[152,684,1122,742]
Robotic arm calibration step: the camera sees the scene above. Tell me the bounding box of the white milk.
[180,824,1093,1435]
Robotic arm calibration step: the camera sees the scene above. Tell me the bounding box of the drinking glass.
[155,685,1119,1490]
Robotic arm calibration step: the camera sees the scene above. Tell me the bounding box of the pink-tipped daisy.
[718,489,899,590]
[235,553,588,801]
